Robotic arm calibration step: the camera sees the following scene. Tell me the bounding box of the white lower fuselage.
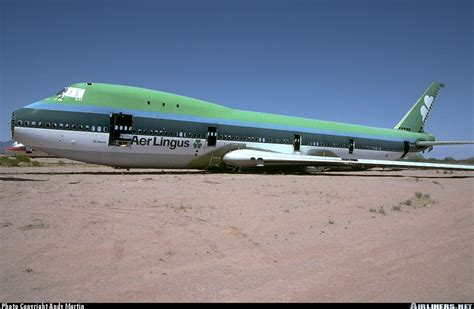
[14,127,405,168]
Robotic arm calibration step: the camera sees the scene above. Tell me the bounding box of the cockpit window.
[56,87,68,99]
[56,88,67,96]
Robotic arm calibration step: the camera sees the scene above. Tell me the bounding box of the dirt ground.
[0,162,473,302]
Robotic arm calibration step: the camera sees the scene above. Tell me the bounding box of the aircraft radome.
[10,81,474,171]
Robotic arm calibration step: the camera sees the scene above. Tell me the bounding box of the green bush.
[0,157,19,167]
[30,160,41,167]
[15,154,31,163]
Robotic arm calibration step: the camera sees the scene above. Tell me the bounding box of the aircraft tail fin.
[394,82,445,133]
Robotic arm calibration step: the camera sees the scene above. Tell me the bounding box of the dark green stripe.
[14,108,407,153]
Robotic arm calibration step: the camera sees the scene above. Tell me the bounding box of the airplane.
[10,81,474,171]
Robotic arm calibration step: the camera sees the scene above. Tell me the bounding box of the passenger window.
[103,127,108,133]
[38,122,43,127]
[31,121,36,127]
[45,122,50,128]
[53,123,57,128]
[65,124,70,129]
[79,125,84,130]
[97,126,102,132]
[17,120,23,126]
[59,123,63,129]
[71,124,76,130]
[91,126,95,131]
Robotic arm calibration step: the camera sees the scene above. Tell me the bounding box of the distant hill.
[404,153,474,165]
[0,140,13,154]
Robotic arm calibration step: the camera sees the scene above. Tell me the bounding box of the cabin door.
[294,134,301,152]
[401,141,410,158]
[349,139,355,154]
[207,127,217,147]
[109,113,133,146]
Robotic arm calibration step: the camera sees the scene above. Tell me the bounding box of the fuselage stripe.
[25,101,421,143]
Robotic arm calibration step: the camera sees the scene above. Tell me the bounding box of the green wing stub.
[394,81,445,133]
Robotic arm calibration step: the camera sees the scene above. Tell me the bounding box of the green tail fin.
[394,82,445,133]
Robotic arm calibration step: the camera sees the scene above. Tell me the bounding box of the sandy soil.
[0,163,473,302]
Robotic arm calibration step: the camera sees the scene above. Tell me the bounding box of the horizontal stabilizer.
[416,141,474,147]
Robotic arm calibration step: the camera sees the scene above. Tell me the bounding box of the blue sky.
[1,0,473,158]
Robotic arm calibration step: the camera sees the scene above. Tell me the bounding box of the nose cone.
[11,107,27,139]
[10,107,36,145]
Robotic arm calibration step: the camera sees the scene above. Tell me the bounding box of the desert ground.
[1,159,473,302]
